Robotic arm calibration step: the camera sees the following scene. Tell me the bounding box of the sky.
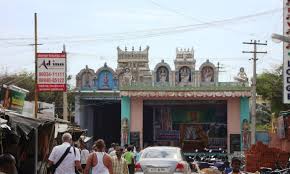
[0,0,284,86]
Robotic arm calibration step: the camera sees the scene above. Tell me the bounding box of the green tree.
[256,65,290,114]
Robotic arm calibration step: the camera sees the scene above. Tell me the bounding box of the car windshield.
[141,148,180,159]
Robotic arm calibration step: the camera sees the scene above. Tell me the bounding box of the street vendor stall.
[0,110,54,174]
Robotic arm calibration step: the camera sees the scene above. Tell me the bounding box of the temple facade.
[75,46,251,153]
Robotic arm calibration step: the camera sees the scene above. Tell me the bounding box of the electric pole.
[29,13,42,118]
[63,44,68,121]
[242,40,267,145]
[217,62,225,73]
[217,62,225,82]
[34,13,38,119]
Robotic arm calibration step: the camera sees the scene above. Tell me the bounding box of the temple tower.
[174,48,196,86]
[116,46,152,86]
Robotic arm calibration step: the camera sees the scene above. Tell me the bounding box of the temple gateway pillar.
[240,97,250,150]
[121,96,131,146]
[130,98,143,148]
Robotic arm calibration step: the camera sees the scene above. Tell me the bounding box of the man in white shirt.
[48,133,82,174]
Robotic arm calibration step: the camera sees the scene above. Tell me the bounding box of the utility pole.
[217,62,225,73]
[34,13,38,119]
[242,40,267,145]
[63,44,68,121]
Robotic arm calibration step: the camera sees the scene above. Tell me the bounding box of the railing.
[208,138,227,148]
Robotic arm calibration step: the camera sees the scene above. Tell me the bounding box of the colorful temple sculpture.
[75,46,251,153]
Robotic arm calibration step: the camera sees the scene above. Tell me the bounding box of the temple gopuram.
[74,46,251,153]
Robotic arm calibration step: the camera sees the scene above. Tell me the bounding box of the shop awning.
[4,111,54,139]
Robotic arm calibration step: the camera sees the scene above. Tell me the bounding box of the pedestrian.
[108,143,116,154]
[80,140,90,170]
[134,146,141,163]
[123,144,128,152]
[229,157,242,174]
[274,161,282,170]
[0,153,17,174]
[84,139,113,174]
[223,161,232,174]
[123,146,135,174]
[109,143,119,157]
[112,146,129,174]
[91,144,96,153]
[48,132,82,174]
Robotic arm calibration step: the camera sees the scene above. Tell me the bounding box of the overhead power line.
[149,0,262,37]
[0,7,282,45]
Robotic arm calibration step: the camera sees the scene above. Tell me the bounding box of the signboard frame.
[36,53,66,92]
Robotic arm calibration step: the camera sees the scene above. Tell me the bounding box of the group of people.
[48,133,142,174]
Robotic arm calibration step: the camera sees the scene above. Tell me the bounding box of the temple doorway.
[91,100,121,146]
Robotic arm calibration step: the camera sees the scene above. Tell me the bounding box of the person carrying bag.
[48,133,82,174]
[48,146,71,174]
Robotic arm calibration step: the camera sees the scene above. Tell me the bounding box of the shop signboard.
[37,53,66,92]
[0,85,28,113]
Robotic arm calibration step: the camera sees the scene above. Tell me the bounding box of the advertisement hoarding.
[0,85,28,113]
[37,53,66,92]
[283,0,290,103]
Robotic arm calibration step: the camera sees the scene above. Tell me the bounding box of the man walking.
[229,157,243,174]
[48,133,82,174]
[123,146,135,174]
[84,139,113,174]
[112,146,128,174]
[108,143,116,154]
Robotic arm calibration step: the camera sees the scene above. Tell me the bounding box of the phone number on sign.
[38,72,65,76]
[38,78,65,83]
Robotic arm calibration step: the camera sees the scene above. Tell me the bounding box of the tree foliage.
[0,71,75,119]
[256,65,290,114]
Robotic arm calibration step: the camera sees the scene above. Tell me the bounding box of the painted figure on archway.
[242,119,250,150]
[102,72,109,88]
[201,66,214,82]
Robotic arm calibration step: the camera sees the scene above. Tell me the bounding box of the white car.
[135,146,191,174]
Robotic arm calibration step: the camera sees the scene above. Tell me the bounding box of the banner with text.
[37,53,66,92]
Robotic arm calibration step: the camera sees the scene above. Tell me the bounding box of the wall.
[269,132,290,152]
[130,97,143,148]
[227,98,241,153]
